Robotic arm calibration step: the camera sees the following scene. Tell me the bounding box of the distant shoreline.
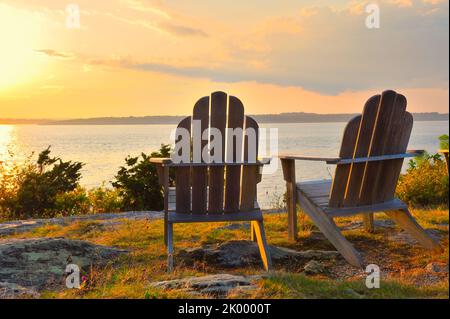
[1,112,448,125]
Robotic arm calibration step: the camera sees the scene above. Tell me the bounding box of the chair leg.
[250,222,257,242]
[363,213,375,233]
[164,212,168,247]
[167,222,174,272]
[298,193,363,268]
[281,158,298,241]
[251,220,272,271]
[386,209,442,251]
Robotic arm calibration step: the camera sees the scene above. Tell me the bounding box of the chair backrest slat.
[240,116,259,212]
[191,96,210,214]
[224,96,245,212]
[329,90,413,208]
[328,115,362,207]
[175,116,192,213]
[208,92,228,213]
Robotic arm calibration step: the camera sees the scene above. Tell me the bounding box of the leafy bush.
[439,134,449,150]
[0,147,85,219]
[54,187,90,216]
[112,144,173,211]
[396,152,449,208]
[88,185,122,214]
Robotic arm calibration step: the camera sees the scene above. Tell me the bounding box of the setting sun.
[0,4,45,90]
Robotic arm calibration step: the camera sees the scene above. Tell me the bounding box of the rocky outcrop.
[0,238,127,296]
[176,240,340,268]
[388,229,442,245]
[341,219,396,231]
[303,260,326,275]
[150,274,262,297]
[0,282,40,299]
[0,211,163,236]
[425,262,449,274]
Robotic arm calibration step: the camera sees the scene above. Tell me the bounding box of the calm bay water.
[1,121,448,209]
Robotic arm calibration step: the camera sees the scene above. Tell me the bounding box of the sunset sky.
[0,0,448,119]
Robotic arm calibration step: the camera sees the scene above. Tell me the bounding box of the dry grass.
[2,208,448,299]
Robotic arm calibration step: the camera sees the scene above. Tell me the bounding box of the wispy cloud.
[119,0,171,19]
[105,12,208,37]
[34,49,75,59]
[158,21,208,37]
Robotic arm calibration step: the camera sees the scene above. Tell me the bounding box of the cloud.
[422,0,448,4]
[119,0,171,19]
[388,0,414,7]
[158,22,208,37]
[105,12,207,37]
[34,49,75,59]
[114,0,207,37]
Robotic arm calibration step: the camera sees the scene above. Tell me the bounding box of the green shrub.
[439,134,449,150]
[54,187,90,216]
[88,185,122,214]
[0,153,25,218]
[112,144,173,211]
[396,152,449,208]
[0,147,84,219]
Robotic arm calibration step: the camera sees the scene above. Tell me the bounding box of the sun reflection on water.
[0,125,14,156]
[0,125,22,167]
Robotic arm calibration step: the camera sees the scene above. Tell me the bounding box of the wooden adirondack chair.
[280,90,442,268]
[150,91,272,272]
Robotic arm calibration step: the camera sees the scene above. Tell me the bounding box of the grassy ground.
[2,208,448,299]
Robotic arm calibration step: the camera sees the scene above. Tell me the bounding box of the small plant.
[439,134,449,150]
[88,185,122,214]
[396,151,448,208]
[54,187,90,216]
[112,144,174,212]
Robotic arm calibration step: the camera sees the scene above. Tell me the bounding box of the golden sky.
[0,0,448,119]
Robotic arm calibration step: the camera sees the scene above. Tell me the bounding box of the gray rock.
[0,282,40,299]
[425,262,449,274]
[215,223,250,231]
[176,240,340,268]
[388,229,441,245]
[0,211,163,236]
[303,260,325,275]
[341,219,396,231]
[150,274,261,297]
[343,288,363,299]
[0,238,127,291]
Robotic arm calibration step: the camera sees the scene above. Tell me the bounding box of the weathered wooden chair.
[150,91,272,272]
[280,90,442,267]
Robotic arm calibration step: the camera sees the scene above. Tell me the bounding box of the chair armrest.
[407,150,425,156]
[279,154,340,164]
[149,157,172,165]
[335,150,425,165]
[174,161,268,167]
[151,160,269,167]
[279,150,425,165]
